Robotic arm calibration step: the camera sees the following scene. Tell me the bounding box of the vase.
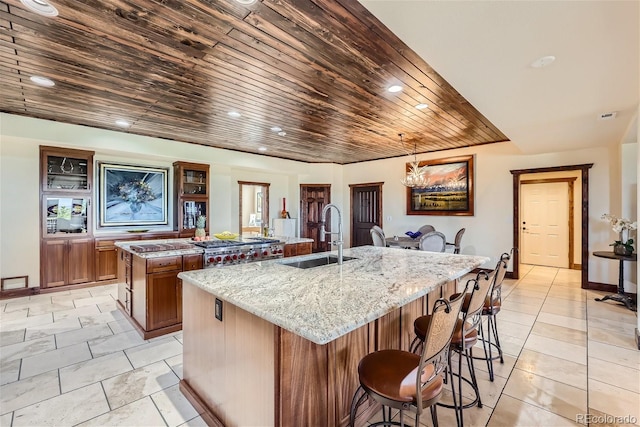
[129,202,143,218]
[613,244,633,256]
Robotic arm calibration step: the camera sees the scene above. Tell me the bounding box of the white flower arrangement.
[601,214,637,233]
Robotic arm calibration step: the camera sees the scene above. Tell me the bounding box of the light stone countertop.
[178,246,489,345]
[115,238,204,259]
[275,236,314,244]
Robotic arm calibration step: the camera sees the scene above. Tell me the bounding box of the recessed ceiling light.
[415,103,429,110]
[234,0,256,4]
[530,55,556,68]
[270,126,282,132]
[277,131,287,137]
[387,85,403,93]
[227,111,242,118]
[258,147,267,152]
[20,0,58,17]
[29,75,55,87]
[115,119,130,127]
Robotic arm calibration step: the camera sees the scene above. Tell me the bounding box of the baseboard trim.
[585,281,617,292]
[0,287,39,300]
[636,328,640,351]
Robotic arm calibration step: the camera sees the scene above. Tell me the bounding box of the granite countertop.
[115,238,204,258]
[178,246,489,345]
[275,236,314,244]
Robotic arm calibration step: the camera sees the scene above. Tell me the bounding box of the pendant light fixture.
[399,133,428,188]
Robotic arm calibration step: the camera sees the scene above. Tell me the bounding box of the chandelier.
[399,134,428,188]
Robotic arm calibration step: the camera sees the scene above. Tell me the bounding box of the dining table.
[385,235,420,249]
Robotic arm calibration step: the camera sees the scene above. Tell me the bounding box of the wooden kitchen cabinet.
[42,238,94,287]
[283,241,313,257]
[174,162,209,238]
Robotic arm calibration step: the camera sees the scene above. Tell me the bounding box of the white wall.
[621,142,638,292]
[0,113,619,288]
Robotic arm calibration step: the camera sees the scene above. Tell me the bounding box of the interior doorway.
[520,180,574,268]
[349,182,383,247]
[238,181,270,236]
[300,184,331,253]
[511,164,593,289]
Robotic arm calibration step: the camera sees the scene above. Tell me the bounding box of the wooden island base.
[180,280,455,427]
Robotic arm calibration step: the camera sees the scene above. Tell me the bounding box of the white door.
[521,182,569,268]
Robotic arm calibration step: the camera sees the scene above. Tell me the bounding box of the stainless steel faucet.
[319,203,343,264]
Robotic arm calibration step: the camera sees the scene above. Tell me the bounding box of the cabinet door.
[296,242,312,256]
[284,244,297,258]
[95,241,118,281]
[147,271,181,330]
[41,147,94,193]
[42,239,68,287]
[68,238,94,284]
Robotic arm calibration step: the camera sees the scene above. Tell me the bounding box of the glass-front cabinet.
[43,196,90,235]
[174,161,209,237]
[42,150,93,192]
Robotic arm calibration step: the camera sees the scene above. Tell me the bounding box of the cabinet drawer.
[147,256,183,273]
[183,254,203,271]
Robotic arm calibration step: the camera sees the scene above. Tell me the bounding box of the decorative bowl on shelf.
[213,232,239,240]
[405,231,422,239]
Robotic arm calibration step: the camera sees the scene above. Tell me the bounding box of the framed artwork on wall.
[406,155,474,216]
[98,162,169,227]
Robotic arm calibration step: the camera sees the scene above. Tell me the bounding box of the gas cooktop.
[192,237,281,248]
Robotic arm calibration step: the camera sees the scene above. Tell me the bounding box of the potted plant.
[601,214,637,256]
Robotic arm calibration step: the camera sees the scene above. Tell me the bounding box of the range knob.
[216,256,222,262]
[208,257,215,263]
[263,250,269,256]
[277,249,283,254]
[240,253,246,259]
[224,255,231,261]
[232,254,238,260]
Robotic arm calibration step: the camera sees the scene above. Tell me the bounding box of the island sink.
[280,254,357,269]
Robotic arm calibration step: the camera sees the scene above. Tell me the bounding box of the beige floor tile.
[517,281,552,291]
[515,349,587,390]
[587,302,637,325]
[51,291,92,305]
[79,309,125,327]
[77,396,166,427]
[471,349,517,380]
[547,288,586,302]
[23,316,82,340]
[588,340,640,370]
[495,309,537,328]
[0,308,29,323]
[524,334,586,365]
[97,300,118,313]
[179,416,209,427]
[503,369,587,422]
[501,300,542,315]
[488,394,579,426]
[588,379,640,426]
[26,301,78,317]
[530,322,587,346]
[507,288,549,300]
[587,316,637,335]
[0,413,12,426]
[494,319,533,341]
[587,407,640,426]
[588,357,640,394]
[59,352,133,393]
[107,318,135,334]
[55,323,113,348]
[536,312,587,332]
[88,330,146,358]
[0,359,21,386]
[496,334,527,358]
[540,302,587,319]
[0,370,60,414]
[125,336,183,369]
[0,329,25,347]
[501,293,546,306]
[588,326,638,351]
[88,284,118,298]
[151,384,199,427]
[0,335,56,363]
[102,360,180,409]
[1,312,53,333]
[53,305,101,322]
[3,298,53,314]
[165,355,184,380]
[12,383,109,426]
[20,342,92,379]
[73,294,115,308]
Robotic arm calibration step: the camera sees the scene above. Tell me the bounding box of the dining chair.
[418,231,446,252]
[372,225,385,238]
[349,290,466,427]
[417,224,435,235]
[446,228,466,254]
[370,227,386,247]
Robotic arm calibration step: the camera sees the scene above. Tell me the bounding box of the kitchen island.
[178,246,489,427]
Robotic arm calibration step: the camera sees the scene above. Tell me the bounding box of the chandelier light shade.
[399,134,428,188]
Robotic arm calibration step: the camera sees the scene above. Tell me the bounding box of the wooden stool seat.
[359,349,443,404]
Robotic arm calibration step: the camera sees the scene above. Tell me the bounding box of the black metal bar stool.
[410,272,492,427]
[349,290,467,427]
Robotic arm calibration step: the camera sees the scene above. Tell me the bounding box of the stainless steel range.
[193,237,285,268]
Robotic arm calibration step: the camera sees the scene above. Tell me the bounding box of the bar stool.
[476,251,510,381]
[349,290,467,427]
[410,272,492,427]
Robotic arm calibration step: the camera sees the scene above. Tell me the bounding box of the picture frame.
[98,162,169,227]
[406,155,474,216]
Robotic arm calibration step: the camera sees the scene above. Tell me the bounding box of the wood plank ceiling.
[0,0,509,164]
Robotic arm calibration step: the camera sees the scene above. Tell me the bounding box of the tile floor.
[0,265,638,426]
